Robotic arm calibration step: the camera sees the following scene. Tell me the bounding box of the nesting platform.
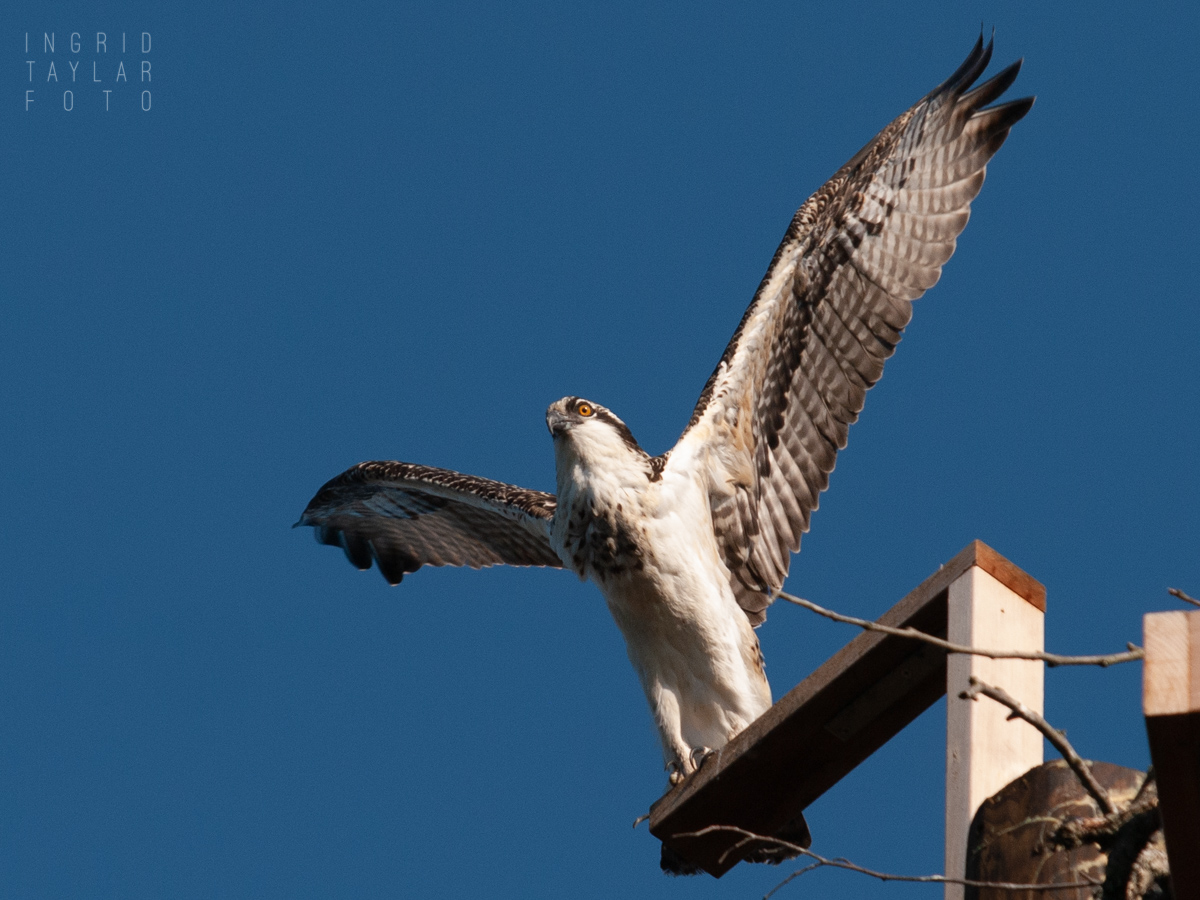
[649,540,1046,879]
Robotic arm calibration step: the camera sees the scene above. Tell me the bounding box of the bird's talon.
[690,746,717,770]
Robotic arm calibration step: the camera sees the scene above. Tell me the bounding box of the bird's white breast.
[551,436,771,757]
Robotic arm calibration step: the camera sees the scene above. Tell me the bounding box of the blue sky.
[4,2,1198,898]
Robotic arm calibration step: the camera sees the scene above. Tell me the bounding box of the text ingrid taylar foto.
[24,32,153,112]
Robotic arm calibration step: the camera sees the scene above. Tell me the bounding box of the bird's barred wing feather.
[297,461,562,583]
[668,38,1032,625]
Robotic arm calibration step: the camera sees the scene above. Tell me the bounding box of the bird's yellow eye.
[577,403,594,417]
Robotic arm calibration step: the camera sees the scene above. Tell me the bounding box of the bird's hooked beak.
[546,404,570,438]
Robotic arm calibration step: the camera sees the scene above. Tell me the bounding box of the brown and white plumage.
[298,39,1031,781]
[300,461,561,581]
[670,37,1032,626]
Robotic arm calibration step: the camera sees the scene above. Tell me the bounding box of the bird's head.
[546,396,647,472]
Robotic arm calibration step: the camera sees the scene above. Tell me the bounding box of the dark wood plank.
[1145,713,1200,900]
[649,540,1043,878]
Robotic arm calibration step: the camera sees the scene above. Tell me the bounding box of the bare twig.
[763,861,823,898]
[776,590,1144,667]
[1131,766,1156,806]
[960,677,1116,815]
[1125,831,1169,900]
[673,825,1100,897]
[1168,587,1200,608]
[1053,769,1159,852]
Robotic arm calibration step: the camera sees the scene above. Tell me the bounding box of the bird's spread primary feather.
[298,38,1032,783]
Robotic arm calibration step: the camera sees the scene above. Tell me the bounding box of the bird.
[297,37,1032,785]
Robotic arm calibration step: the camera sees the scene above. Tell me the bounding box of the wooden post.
[1143,610,1200,900]
[945,554,1045,900]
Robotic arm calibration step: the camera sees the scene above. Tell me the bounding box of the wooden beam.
[944,561,1044,900]
[649,540,1044,878]
[1143,610,1200,900]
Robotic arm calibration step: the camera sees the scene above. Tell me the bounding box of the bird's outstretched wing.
[297,461,563,583]
[667,37,1032,625]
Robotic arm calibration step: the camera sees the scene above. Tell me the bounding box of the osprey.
[299,39,1031,784]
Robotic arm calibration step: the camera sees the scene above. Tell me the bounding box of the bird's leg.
[652,689,694,786]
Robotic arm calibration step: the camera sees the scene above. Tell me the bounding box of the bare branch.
[1131,766,1156,805]
[763,861,823,899]
[1051,771,1158,851]
[776,590,1143,667]
[1168,587,1200,608]
[673,825,1100,897]
[960,677,1116,815]
[1125,830,1169,900]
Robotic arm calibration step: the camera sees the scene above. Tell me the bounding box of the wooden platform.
[649,540,1045,878]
